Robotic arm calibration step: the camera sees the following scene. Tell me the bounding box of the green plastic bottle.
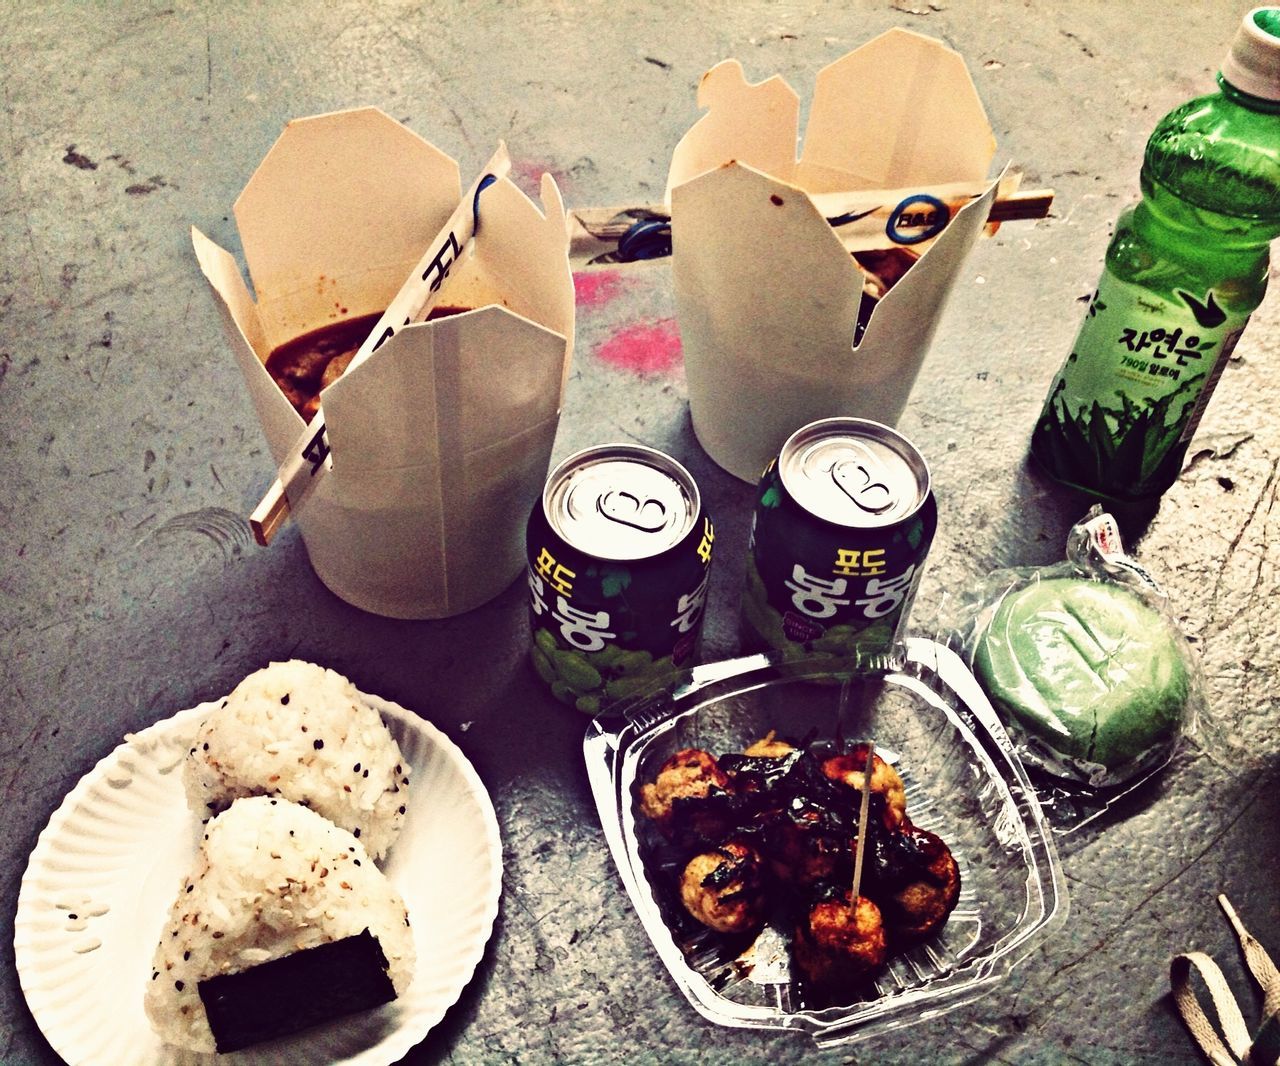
[1031,8,1280,504]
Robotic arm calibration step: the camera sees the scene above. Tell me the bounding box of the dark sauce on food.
[265,306,471,420]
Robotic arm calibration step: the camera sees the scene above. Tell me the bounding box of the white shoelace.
[1172,895,1280,1066]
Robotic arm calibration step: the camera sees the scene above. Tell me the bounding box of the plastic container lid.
[1222,7,1280,101]
[582,640,1068,1047]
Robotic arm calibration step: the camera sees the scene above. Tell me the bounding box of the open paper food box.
[192,107,575,619]
[669,29,1013,481]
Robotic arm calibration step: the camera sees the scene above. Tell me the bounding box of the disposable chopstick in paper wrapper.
[192,108,575,620]
[250,145,512,545]
[567,182,1052,268]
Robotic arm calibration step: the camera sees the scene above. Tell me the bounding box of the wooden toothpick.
[850,742,876,904]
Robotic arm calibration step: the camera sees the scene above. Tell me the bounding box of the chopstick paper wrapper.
[568,182,1052,268]
[250,146,512,545]
[192,108,574,619]
[667,29,1032,481]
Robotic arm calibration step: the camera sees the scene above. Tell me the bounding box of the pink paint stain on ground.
[596,317,684,376]
[509,159,560,197]
[573,269,634,312]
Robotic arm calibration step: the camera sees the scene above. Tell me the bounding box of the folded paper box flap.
[668,28,996,199]
[324,306,568,475]
[192,107,574,618]
[191,225,300,470]
[319,306,565,618]
[234,107,463,345]
[801,27,996,188]
[666,60,801,201]
[671,160,1003,480]
[446,171,576,402]
[672,161,863,372]
[322,167,576,462]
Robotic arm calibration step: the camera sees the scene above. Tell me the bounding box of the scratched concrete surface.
[2,2,1277,1064]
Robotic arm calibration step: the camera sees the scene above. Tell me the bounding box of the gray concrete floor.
[3,1,1277,1063]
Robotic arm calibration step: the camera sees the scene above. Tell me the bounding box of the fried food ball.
[792,890,888,989]
[638,748,731,834]
[880,824,961,942]
[758,803,848,887]
[678,840,767,934]
[820,744,907,828]
[743,731,796,758]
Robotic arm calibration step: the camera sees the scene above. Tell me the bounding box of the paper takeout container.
[193,107,575,619]
[669,29,1003,481]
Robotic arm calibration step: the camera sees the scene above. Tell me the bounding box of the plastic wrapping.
[583,641,1066,1046]
[940,507,1205,831]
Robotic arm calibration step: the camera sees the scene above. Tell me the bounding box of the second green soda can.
[742,418,936,667]
[527,444,715,713]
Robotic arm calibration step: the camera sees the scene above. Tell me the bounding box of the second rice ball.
[184,660,410,860]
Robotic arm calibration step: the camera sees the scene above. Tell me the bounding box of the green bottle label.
[1036,269,1248,498]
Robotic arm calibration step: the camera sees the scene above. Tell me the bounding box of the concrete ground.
[2,1,1277,1063]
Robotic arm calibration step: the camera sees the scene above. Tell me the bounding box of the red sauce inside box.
[266,306,471,420]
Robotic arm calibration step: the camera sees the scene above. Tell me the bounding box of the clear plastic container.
[582,639,1068,1047]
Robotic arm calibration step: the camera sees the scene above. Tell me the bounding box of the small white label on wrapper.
[1080,511,1163,594]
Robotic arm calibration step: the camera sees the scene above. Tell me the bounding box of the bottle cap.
[1222,7,1280,101]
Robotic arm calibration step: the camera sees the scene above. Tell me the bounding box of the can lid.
[1222,8,1280,102]
[779,418,930,528]
[544,444,700,560]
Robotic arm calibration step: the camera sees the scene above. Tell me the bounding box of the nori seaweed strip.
[198,930,395,1053]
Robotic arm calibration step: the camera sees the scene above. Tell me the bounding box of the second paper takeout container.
[193,108,575,619]
[669,30,1003,481]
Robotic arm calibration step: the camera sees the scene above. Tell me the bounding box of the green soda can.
[1031,8,1280,504]
[526,444,715,714]
[742,418,936,667]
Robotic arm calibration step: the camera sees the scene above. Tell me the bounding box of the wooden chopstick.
[850,742,876,904]
[568,187,1054,261]
[250,183,1052,546]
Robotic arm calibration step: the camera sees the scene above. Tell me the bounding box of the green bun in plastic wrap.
[973,576,1190,786]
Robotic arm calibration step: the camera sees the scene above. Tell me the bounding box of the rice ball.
[144,796,415,1053]
[185,661,409,860]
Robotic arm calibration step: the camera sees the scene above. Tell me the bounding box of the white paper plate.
[14,690,503,1065]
